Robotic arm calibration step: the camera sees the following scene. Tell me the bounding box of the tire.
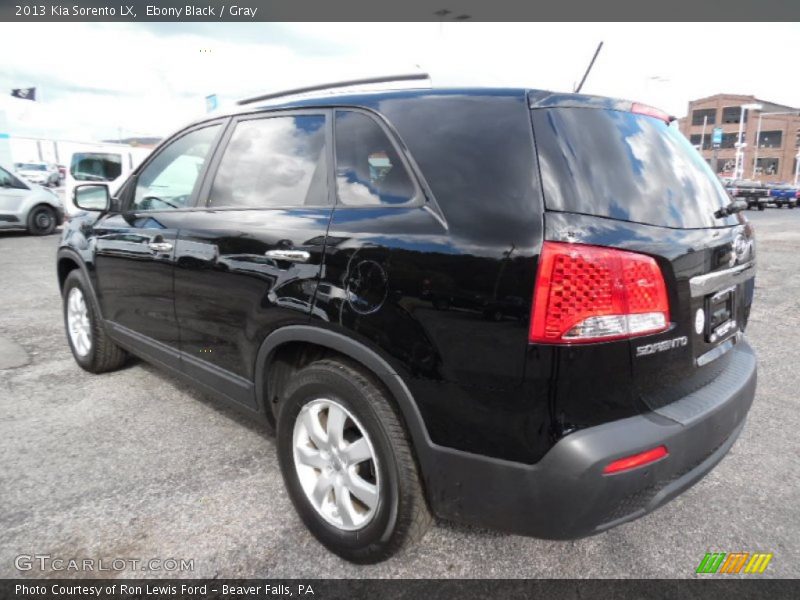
[789,202,796,209]
[758,203,766,211]
[26,204,57,235]
[276,358,432,563]
[62,269,128,373]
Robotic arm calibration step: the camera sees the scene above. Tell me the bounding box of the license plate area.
[705,286,737,344]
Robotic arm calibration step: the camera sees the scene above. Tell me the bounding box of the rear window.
[70,152,122,182]
[532,108,734,229]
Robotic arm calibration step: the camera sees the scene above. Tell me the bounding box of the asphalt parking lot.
[1,209,798,579]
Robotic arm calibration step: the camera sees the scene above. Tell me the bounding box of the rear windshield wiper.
[715,199,748,219]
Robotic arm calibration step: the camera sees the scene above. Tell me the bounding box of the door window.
[334,111,416,206]
[208,114,328,208]
[132,125,220,211]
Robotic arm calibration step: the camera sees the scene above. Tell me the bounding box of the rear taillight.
[529,242,670,344]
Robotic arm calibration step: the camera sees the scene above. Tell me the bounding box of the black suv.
[58,86,757,563]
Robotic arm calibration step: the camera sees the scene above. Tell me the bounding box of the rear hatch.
[529,96,755,413]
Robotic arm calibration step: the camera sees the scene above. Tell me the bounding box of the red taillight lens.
[603,445,668,474]
[529,242,670,344]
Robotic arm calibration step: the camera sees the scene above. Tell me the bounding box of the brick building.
[677,94,800,184]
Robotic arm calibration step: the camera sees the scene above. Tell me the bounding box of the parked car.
[0,163,63,234]
[15,161,60,187]
[766,184,798,208]
[57,84,757,563]
[723,179,770,210]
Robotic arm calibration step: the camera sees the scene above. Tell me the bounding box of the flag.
[11,87,36,101]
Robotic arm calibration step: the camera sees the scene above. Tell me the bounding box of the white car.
[14,161,60,187]
[0,163,64,235]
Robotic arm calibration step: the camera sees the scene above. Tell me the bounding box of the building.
[678,94,800,184]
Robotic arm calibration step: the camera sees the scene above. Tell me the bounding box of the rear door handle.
[265,249,310,263]
[148,242,174,253]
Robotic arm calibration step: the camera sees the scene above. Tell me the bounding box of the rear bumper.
[421,339,757,538]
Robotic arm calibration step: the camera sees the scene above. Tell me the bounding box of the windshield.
[19,163,46,171]
[70,152,123,182]
[532,108,736,229]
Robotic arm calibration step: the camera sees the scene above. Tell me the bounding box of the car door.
[0,166,30,222]
[173,110,333,407]
[91,122,225,368]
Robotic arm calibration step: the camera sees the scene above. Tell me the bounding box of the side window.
[0,167,25,189]
[132,125,220,211]
[208,115,327,209]
[334,111,416,206]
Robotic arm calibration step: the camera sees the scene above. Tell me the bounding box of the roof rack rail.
[237,73,431,106]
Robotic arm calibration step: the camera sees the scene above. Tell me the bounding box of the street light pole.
[699,115,708,154]
[752,113,763,179]
[734,103,762,180]
[795,151,800,187]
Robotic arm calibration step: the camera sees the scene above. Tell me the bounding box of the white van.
[64,145,150,216]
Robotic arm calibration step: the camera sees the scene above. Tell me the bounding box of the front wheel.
[27,205,57,235]
[277,358,431,563]
[62,270,128,373]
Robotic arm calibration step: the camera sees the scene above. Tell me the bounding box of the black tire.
[758,203,766,211]
[62,269,128,373]
[789,202,796,209]
[27,204,57,235]
[276,358,432,563]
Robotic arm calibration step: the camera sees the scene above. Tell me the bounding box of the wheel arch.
[255,326,434,469]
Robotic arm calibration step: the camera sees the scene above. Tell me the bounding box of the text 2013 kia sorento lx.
[58,86,757,563]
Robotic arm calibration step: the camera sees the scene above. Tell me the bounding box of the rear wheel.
[63,270,128,373]
[27,205,56,235]
[277,358,431,563]
[758,203,766,211]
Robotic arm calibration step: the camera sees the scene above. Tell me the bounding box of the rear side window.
[532,108,733,229]
[70,153,122,182]
[209,114,328,209]
[334,111,416,206]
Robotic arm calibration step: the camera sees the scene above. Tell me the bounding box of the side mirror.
[74,184,110,212]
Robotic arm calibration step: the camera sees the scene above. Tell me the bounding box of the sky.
[0,22,799,142]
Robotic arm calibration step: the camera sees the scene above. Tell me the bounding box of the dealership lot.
[0,209,798,578]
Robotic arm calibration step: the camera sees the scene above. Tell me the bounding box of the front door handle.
[265,249,310,263]
[148,241,174,253]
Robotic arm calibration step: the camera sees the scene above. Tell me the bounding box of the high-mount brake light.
[631,102,672,124]
[529,242,670,344]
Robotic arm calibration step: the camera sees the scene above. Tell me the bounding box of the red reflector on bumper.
[603,445,668,474]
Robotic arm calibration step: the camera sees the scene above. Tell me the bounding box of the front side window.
[334,111,416,206]
[0,167,24,188]
[132,125,220,211]
[71,153,122,182]
[208,115,327,209]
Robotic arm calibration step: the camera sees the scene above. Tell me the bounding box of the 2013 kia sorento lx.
[57,79,757,563]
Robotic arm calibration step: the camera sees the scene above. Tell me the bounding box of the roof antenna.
[574,41,603,94]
